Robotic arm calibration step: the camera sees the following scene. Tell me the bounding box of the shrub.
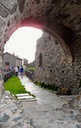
[48,84,52,89]
[54,85,58,91]
[34,81,58,91]
[56,86,71,95]
[34,81,38,85]
[40,82,44,87]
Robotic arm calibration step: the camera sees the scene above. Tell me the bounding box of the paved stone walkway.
[19,76,81,128]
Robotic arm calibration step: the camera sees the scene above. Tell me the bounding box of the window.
[39,53,43,67]
[5,62,10,66]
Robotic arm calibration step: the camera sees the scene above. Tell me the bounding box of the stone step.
[17,95,34,100]
[16,93,30,97]
[15,93,36,101]
[19,98,37,102]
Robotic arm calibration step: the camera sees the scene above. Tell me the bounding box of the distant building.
[28,60,35,68]
[16,56,22,67]
[3,52,22,71]
[22,58,28,67]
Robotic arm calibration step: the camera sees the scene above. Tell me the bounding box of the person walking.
[14,66,18,76]
[20,65,24,78]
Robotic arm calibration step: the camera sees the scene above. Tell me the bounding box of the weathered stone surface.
[20,76,81,128]
[17,0,25,13]
[76,114,81,122]
[0,4,9,18]
[9,4,17,15]
[0,18,5,27]
[35,0,40,4]
[0,0,81,122]
[0,91,32,128]
[34,32,80,93]
[8,104,17,113]
[0,113,10,122]
[76,125,81,128]
[0,124,4,128]
[13,115,22,122]
[0,0,18,15]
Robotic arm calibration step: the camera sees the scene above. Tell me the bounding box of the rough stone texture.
[21,76,81,128]
[0,0,81,117]
[0,0,80,127]
[0,91,32,128]
[35,33,80,93]
[0,18,5,27]
[17,0,25,13]
[0,0,18,15]
[0,4,9,18]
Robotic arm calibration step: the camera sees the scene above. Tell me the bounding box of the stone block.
[0,4,9,18]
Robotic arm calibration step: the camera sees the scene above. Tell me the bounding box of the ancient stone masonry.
[34,33,81,93]
[0,0,80,94]
[0,0,81,127]
[0,91,32,128]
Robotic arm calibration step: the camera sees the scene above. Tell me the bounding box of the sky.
[4,27,43,63]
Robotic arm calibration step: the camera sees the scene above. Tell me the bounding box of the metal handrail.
[25,69,34,80]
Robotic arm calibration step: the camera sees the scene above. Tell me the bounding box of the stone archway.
[0,0,81,98]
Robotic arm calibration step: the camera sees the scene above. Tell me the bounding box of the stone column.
[0,48,4,101]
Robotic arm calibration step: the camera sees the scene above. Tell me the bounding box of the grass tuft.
[4,76,27,95]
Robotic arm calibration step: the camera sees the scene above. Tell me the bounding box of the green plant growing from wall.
[34,81,58,91]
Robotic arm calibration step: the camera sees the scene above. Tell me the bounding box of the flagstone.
[17,95,34,100]
[16,93,30,97]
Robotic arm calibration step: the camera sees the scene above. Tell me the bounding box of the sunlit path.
[19,75,67,107]
[18,75,80,128]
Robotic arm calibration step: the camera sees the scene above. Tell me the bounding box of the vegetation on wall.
[56,86,72,95]
[34,81,72,95]
[34,81,58,91]
[28,67,35,71]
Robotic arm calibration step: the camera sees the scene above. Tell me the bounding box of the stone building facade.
[3,52,22,70]
[35,33,81,92]
[22,58,28,67]
[16,56,22,68]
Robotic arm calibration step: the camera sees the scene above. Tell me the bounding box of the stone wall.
[3,52,16,69]
[0,91,32,128]
[34,33,81,93]
[0,1,81,127]
[0,0,80,90]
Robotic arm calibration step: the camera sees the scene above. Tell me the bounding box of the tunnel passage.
[0,0,81,97]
